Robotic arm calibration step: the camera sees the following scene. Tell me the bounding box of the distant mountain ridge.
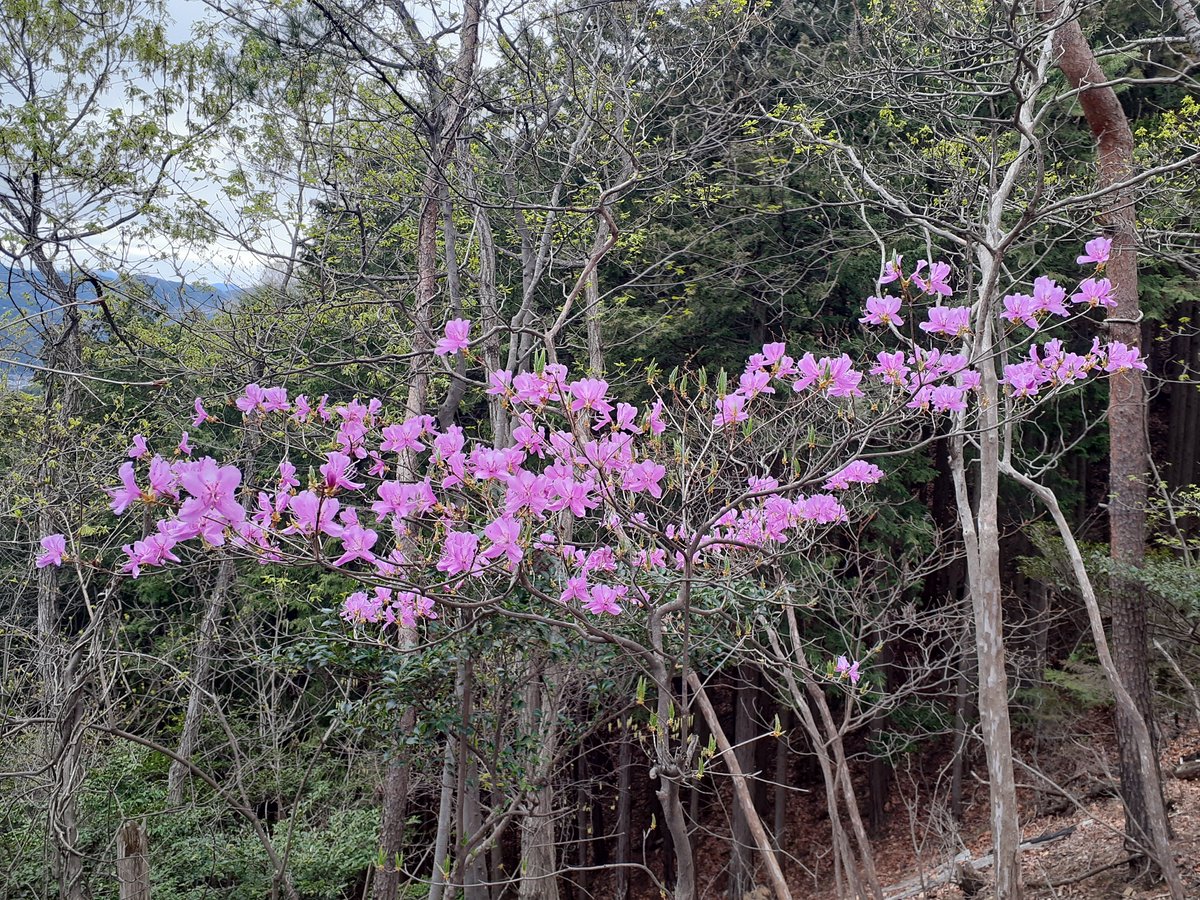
[1,265,241,313]
[1,265,241,385]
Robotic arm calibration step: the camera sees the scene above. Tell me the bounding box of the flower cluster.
[38,237,1136,685]
[49,347,882,635]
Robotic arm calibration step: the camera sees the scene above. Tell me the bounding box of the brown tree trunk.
[688,673,793,900]
[1050,8,1166,869]
[116,821,150,900]
[614,721,633,900]
[728,666,758,898]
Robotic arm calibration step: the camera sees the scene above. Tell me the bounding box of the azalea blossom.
[1076,236,1111,266]
[36,534,67,568]
[859,295,904,326]
[835,655,862,685]
[434,318,472,356]
[192,398,210,428]
[920,306,971,337]
[824,460,885,490]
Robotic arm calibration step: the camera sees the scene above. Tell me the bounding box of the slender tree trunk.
[519,663,562,900]
[1002,465,1184,899]
[168,558,234,804]
[614,722,633,900]
[1168,0,1200,57]
[951,379,1022,900]
[772,707,790,857]
[1050,9,1166,870]
[728,666,758,898]
[428,733,457,900]
[689,674,792,900]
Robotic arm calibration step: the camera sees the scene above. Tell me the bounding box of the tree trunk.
[614,721,633,900]
[772,707,790,857]
[688,673,792,900]
[951,383,1022,900]
[1050,8,1166,870]
[518,665,561,900]
[1002,465,1184,898]
[116,821,150,900]
[168,558,234,805]
[1168,0,1200,57]
[728,666,759,898]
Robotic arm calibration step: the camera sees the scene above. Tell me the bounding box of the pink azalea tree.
[41,237,1167,900]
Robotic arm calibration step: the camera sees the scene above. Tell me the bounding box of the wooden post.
[116,820,150,900]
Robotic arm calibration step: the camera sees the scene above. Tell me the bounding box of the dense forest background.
[2,0,1200,898]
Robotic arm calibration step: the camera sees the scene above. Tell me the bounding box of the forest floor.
[850,716,1200,900]
[675,712,1200,899]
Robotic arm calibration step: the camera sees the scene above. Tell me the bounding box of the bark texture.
[1051,8,1164,865]
[116,821,151,900]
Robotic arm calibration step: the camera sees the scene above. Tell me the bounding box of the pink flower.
[177,458,245,526]
[879,256,903,284]
[437,531,480,577]
[647,399,666,435]
[36,534,67,568]
[121,530,181,577]
[912,260,952,297]
[1002,293,1039,329]
[1076,236,1111,266]
[797,494,848,524]
[1071,277,1115,309]
[278,459,300,491]
[372,479,437,522]
[760,342,788,366]
[585,584,625,616]
[870,350,910,387]
[262,386,289,413]
[622,460,666,498]
[920,306,971,337]
[128,435,148,459]
[713,393,749,428]
[341,590,383,624]
[236,384,266,415]
[321,452,365,492]
[147,455,178,498]
[835,655,862,685]
[482,515,523,567]
[486,370,513,396]
[559,575,590,604]
[1103,342,1147,373]
[859,295,904,326]
[435,318,472,356]
[614,402,640,432]
[178,431,192,456]
[1002,361,1045,398]
[192,398,210,428]
[108,463,143,514]
[930,384,968,412]
[824,460,885,490]
[333,521,379,567]
[566,378,614,421]
[286,491,343,536]
[1033,276,1069,317]
[380,419,425,454]
[796,355,864,398]
[292,395,312,422]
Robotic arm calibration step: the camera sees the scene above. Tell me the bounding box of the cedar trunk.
[1051,10,1164,863]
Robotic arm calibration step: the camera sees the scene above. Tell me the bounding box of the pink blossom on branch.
[434,318,472,356]
[1076,236,1111,266]
[36,534,67,568]
[859,295,903,327]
